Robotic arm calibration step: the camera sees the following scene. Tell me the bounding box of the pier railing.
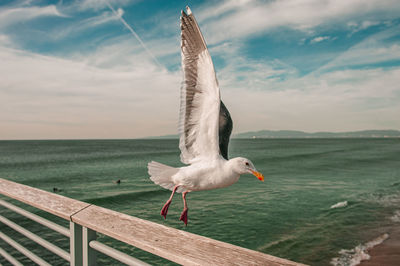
[0,178,304,265]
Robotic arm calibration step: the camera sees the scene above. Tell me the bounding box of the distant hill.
[146,134,179,139]
[147,130,400,139]
[234,130,400,138]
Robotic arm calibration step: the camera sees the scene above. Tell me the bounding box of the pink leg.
[160,186,179,219]
[179,191,189,226]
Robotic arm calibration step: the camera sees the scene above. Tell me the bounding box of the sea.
[0,138,399,265]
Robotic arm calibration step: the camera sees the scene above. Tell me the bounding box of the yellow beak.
[251,170,264,182]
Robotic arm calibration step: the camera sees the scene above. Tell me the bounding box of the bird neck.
[225,157,242,175]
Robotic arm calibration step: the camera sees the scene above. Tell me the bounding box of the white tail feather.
[148,161,179,191]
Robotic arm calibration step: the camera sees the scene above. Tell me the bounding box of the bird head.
[231,157,264,181]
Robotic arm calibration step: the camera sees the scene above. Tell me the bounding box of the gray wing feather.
[219,101,233,159]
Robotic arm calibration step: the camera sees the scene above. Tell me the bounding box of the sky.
[1,0,400,140]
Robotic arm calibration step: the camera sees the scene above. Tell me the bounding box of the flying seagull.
[148,6,264,226]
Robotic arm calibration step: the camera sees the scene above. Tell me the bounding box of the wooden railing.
[0,178,306,265]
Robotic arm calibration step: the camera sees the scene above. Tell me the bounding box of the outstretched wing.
[179,6,221,164]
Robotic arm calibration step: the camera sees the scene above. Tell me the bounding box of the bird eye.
[245,162,249,166]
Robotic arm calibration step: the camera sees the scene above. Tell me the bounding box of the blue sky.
[1,0,400,139]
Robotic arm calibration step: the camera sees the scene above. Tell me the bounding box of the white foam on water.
[390,210,400,222]
[330,201,348,209]
[330,233,389,266]
[366,193,400,207]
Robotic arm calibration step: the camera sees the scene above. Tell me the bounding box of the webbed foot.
[179,208,188,226]
[161,200,172,219]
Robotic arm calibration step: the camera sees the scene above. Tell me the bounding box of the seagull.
[148,6,264,226]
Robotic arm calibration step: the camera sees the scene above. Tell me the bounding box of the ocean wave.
[390,210,400,222]
[391,181,400,187]
[330,201,348,209]
[330,233,389,266]
[365,192,400,207]
[84,189,165,205]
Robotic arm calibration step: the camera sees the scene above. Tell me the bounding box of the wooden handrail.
[0,178,305,265]
[0,178,90,220]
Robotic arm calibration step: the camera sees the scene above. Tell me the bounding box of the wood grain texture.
[0,178,90,220]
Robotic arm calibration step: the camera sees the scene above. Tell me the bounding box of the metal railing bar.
[0,247,23,266]
[0,214,70,261]
[0,231,51,266]
[0,199,70,237]
[89,240,151,266]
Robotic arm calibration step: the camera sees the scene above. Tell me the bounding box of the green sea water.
[0,139,399,265]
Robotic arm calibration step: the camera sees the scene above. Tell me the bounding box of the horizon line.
[1,128,399,141]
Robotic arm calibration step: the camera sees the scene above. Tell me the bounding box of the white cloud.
[0,34,10,45]
[310,36,330,43]
[197,0,400,44]
[1,33,399,139]
[319,27,400,71]
[51,9,124,40]
[203,33,400,133]
[74,0,133,11]
[0,40,181,140]
[0,5,65,29]
[222,67,400,133]
[89,7,123,27]
[347,20,381,34]
[197,0,252,21]
[1,0,399,139]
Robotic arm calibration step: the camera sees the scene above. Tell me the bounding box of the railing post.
[70,221,83,266]
[83,226,97,266]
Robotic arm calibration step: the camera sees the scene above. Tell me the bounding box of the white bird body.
[149,157,242,192]
[172,157,240,192]
[148,6,264,225]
